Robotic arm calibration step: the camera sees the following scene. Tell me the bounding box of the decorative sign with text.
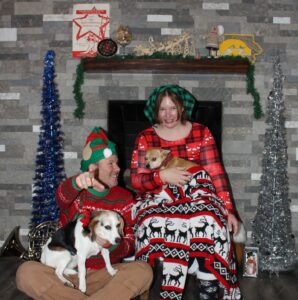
[72,4,110,58]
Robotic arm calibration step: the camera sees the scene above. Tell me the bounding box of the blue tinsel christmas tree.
[30,50,66,227]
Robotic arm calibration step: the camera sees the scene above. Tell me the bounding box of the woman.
[130,85,242,300]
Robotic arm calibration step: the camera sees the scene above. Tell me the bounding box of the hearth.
[108,100,222,186]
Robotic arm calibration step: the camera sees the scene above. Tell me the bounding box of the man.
[16,127,153,300]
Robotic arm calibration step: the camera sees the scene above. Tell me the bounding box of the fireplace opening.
[108,100,222,187]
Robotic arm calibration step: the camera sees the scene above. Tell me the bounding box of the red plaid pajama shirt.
[130,122,235,213]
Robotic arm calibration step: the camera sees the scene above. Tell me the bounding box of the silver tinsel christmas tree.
[252,57,297,272]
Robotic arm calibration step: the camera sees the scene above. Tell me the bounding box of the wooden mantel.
[83,58,249,74]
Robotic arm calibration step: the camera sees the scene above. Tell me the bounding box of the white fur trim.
[232,221,247,243]
[103,148,112,158]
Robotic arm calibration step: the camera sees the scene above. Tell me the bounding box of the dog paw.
[64,281,75,289]
[109,268,118,276]
[79,283,87,294]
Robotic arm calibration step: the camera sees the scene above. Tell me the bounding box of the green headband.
[144,84,197,124]
[80,127,117,172]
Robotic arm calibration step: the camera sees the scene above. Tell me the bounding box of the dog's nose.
[115,237,121,244]
[146,163,150,169]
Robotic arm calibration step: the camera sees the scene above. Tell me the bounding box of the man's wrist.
[72,175,82,191]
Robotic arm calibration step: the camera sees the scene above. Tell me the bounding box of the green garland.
[73,54,263,119]
[247,63,264,119]
[73,59,85,119]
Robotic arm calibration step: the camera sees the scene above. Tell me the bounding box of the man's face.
[96,155,120,188]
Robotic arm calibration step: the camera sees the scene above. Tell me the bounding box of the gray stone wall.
[0,0,297,249]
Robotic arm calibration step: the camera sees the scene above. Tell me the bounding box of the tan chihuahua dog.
[145,148,197,170]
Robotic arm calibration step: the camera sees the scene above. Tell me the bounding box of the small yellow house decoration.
[219,34,263,63]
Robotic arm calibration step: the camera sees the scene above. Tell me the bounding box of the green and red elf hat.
[80,127,117,172]
[144,84,197,124]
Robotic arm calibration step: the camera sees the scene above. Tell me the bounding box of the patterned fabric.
[132,167,241,300]
[56,175,135,270]
[199,280,220,300]
[144,84,197,124]
[130,122,234,211]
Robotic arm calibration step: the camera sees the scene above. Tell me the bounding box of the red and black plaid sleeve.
[130,128,164,192]
[196,125,233,210]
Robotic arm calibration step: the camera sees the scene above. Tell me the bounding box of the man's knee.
[123,261,153,292]
[134,261,153,283]
[16,261,35,290]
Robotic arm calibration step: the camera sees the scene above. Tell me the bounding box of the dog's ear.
[118,214,125,237]
[90,210,102,219]
[88,218,99,241]
[161,149,170,158]
[88,211,103,241]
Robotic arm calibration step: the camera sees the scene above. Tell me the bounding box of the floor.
[139,264,298,300]
[239,265,298,300]
[1,256,298,300]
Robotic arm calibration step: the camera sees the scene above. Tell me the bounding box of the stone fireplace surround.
[107,99,222,188]
[84,58,249,183]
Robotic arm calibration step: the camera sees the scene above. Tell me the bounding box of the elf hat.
[80,127,117,172]
[144,84,197,124]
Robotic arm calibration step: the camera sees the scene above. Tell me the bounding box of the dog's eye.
[105,225,111,230]
[145,157,148,161]
[152,157,157,161]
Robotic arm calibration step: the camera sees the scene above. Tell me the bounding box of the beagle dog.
[40,210,124,293]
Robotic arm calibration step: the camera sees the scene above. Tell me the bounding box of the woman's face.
[158,95,181,128]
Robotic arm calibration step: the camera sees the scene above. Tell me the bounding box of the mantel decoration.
[116,25,132,56]
[73,53,263,120]
[72,3,111,58]
[219,33,263,63]
[97,38,118,57]
[134,32,196,58]
[206,25,224,58]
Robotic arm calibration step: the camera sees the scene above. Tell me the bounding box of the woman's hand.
[76,170,105,191]
[227,213,239,235]
[159,167,192,187]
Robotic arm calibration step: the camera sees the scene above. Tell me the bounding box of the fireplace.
[108,100,222,186]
